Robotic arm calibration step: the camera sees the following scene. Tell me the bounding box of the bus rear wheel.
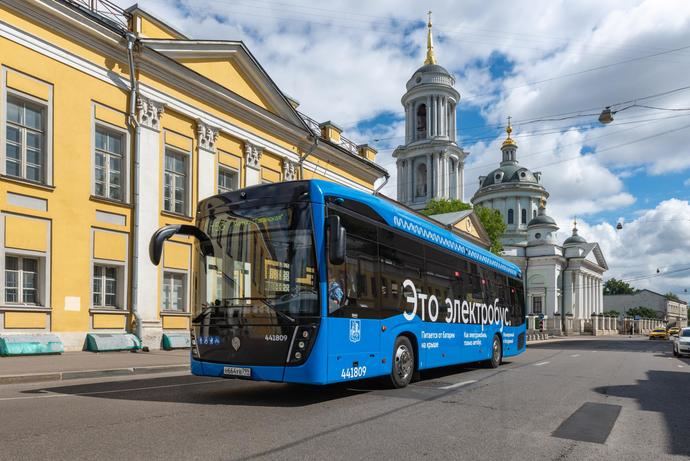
[390,336,414,388]
[486,335,502,368]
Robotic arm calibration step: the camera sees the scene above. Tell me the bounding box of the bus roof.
[309,180,521,279]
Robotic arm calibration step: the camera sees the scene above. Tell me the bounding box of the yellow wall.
[4,312,46,329]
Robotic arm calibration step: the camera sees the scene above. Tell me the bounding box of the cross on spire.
[424,11,437,65]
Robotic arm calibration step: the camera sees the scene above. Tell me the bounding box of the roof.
[480,164,541,188]
[428,210,473,226]
[414,63,452,76]
[528,213,557,227]
[564,233,587,245]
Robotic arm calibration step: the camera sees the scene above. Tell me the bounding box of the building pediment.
[429,210,491,250]
[140,39,306,126]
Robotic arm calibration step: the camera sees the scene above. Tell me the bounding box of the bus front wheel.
[486,335,502,369]
[390,336,415,388]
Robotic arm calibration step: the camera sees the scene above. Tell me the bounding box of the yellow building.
[0,0,386,351]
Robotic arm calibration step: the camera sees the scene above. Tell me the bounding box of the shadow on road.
[594,370,690,456]
[27,374,365,407]
[528,338,674,354]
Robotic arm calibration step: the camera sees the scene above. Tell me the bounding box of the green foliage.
[603,310,621,317]
[474,206,507,255]
[665,292,681,302]
[420,199,472,215]
[421,199,506,255]
[603,278,635,295]
[626,306,659,319]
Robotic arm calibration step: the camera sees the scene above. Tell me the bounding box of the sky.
[114,0,690,302]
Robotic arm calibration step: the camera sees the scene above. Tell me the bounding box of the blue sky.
[116,0,690,300]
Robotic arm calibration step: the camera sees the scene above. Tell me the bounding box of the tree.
[626,306,659,319]
[603,309,621,317]
[665,292,681,302]
[421,199,506,255]
[421,198,472,215]
[603,278,635,295]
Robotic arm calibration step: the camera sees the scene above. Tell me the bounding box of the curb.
[0,364,188,385]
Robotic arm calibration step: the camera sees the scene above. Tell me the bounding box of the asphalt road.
[1,336,688,461]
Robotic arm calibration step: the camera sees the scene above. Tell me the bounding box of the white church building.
[393,16,609,335]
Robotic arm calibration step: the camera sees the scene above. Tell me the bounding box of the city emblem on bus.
[231,336,241,351]
[349,319,361,343]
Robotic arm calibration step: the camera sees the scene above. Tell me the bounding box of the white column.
[458,161,464,201]
[407,159,414,201]
[133,96,165,349]
[425,153,432,201]
[396,161,402,200]
[196,120,219,200]
[451,103,457,141]
[244,141,263,186]
[599,279,604,314]
[440,97,445,137]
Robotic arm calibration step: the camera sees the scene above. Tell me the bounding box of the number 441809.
[341,366,367,379]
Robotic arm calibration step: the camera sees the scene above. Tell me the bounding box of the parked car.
[672,328,690,357]
[667,326,680,336]
[649,328,668,340]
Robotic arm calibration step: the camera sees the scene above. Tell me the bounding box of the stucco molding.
[136,96,165,130]
[196,119,219,153]
[244,141,263,170]
[282,159,298,181]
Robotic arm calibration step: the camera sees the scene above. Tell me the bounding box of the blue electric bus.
[149,180,525,388]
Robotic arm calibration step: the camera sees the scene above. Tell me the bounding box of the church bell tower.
[394,12,468,210]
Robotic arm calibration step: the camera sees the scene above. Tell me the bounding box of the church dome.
[528,212,557,227]
[564,222,587,245]
[480,164,539,188]
[406,63,455,90]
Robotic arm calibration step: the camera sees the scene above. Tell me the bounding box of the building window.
[533,209,537,218]
[521,209,527,224]
[5,96,46,183]
[164,149,189,215]
[4,255,39,305]
[94,127,124,201]
[218,167,238,194]
[162,271,186,312]
[532,296,542,314]
[92,265,119,308]
[508,209,514,224]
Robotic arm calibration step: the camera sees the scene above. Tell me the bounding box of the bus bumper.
[191,357,328,385]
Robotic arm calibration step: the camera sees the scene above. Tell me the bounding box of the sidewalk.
[0,349,189,385]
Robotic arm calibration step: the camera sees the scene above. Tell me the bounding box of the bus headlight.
[294,351,302,360]
[298,341,306,349]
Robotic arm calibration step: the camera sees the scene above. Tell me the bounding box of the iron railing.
[62,0,131,31]
[298,112,360,156]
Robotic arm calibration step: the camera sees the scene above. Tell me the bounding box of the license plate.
[223,366,251,377]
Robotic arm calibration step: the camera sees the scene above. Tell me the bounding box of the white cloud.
[684,178,690,187]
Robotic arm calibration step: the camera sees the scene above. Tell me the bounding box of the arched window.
[415,162,427,197]
[533,209,537,218]
[416,104,427,140]
[507,209,514,224]
[521,209,527,224]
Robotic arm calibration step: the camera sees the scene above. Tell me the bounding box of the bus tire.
[390,336,415,388]
[486,335,502,369]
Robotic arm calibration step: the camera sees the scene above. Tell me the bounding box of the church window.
[521,209,527,224]
[507,209,514,224]
[535,233,542,239]
[532,296,543,314]
[533,210,537,219]
[415,162,427,198]
[416,104,427,140]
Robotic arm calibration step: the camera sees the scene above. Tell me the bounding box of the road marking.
[0,379,225,402]
[570,354,581,358]
[678,365,685,368]
[438,380,477,390]
[534,361,550,366]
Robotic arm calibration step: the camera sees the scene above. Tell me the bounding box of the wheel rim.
[395,344,413,381]
[493,339,500,364]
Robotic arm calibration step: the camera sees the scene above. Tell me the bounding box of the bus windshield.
[195,202,318,321]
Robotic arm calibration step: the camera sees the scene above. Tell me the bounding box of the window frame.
[521,208,527,225]
[161,269,189,313]
[92,118,129,203]
[217,165,239,195]
[92,263,123,310]
[3,254,41,306]
[3,93,48,184]
[532,296,543,314]
[508,208,514,225]
[163,146,191,216]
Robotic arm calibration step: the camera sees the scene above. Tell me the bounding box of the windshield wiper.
[256,297,297,324]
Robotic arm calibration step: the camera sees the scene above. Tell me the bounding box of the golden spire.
[502,115,517,147]
[424,11,437,65]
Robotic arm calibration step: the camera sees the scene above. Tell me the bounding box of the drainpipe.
[125,32,143,344]
[298,134,319,179]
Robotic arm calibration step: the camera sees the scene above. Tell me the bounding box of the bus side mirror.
[149,224,213,266]
[327,215,346,265]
